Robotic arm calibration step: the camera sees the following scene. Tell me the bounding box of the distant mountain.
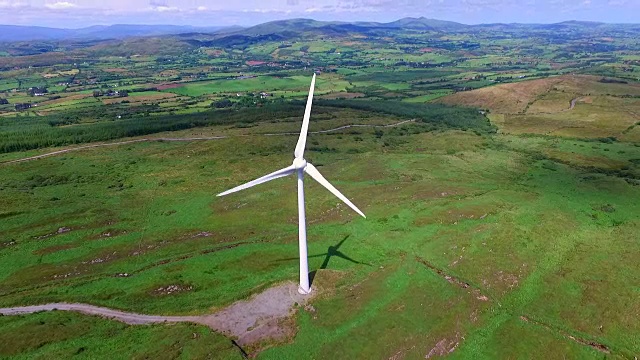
[238,19,329,36]
[472,20,640,33]
[382,17,469,30]
[2,18,638,44]
[0,24,235,42]
[0,25,71,42]
[233,17,468,38]
[555,20,605,27]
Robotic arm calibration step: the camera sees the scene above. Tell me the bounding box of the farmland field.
[166,75,350,97]
[1,16,640,360]
[438,75,640,139]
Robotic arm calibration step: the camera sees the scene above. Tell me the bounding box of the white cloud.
[152,5,179,12]
[45,2,77,10]
[242,8,291,14]
[0,1,27,8]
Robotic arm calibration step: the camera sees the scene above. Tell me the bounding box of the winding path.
[1,120,415,165]
[570,97,579,110]
[262,119,416,136]
[0,282,310,347]
[0,303,202,325]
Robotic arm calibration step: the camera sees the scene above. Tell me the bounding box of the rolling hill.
[0,17,470,44]
[437,75,640,140]
[229,17,468,38]
[382,17,469,30]
[2,17,638,45]
[0,24,232,43]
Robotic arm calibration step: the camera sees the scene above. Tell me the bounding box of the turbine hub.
[293,157,307,170]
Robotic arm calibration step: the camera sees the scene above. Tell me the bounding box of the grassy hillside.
[1,16,640,360]
[0,311,240,359]
[0,107,639,358]
[438,75,640,140]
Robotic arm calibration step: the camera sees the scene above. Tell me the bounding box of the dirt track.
[0,281,311,346]
[1,120,415,165]
[0,302,202,324]
[1,137,227,165]
[570,97,579,110]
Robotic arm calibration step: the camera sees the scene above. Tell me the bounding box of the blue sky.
[0,0,638,28]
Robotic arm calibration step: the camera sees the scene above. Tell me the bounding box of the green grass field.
[1,107,639,358]
[2,19,640,359]
[0,311,239,359]
[166,76,350,97]
[403,90,454,103]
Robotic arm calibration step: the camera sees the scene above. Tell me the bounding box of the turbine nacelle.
[293,157,308,170]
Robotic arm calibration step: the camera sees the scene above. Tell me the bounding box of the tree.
[213,98,233,109]
[93,90,102,98]
[14,103,32,111]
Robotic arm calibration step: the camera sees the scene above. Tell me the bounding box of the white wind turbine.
[217,74,366,294]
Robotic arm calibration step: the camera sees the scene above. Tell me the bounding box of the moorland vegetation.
[0,17,639,359]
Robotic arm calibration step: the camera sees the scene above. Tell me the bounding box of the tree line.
[313,99,496,133]
[0,103,314,153]
[0,100,494,154]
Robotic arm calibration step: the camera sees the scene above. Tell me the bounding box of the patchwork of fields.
[1,18,640,360]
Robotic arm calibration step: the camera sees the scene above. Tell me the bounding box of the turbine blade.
[335,235,350,249]
[217,165,296,197]
[276,254,325,262]
[304,163,366,218]
[334,251,364,265]
[294,73,316,159]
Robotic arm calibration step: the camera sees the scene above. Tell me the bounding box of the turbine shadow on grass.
[278,235,371,286]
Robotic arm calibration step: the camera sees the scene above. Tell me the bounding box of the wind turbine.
[217,74,366,295]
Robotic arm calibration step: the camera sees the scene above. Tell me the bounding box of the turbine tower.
[217,74,366,294]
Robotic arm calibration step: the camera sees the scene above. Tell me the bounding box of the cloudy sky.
[0,0,638,28]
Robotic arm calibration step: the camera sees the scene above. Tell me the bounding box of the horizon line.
[1,17,639,31]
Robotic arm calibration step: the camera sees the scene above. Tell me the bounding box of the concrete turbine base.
[298,285,312,295]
